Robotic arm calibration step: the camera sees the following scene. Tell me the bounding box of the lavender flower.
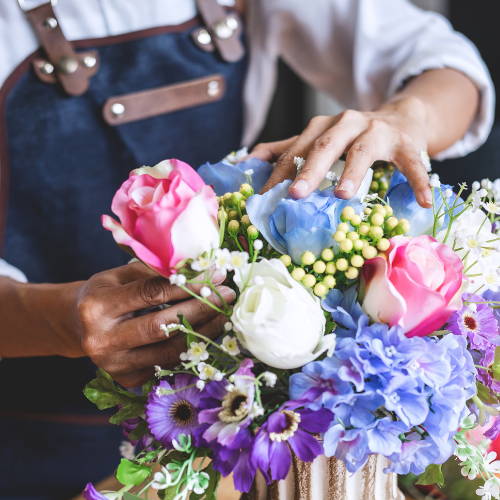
[485,417,500,440]
[447,293,500,350]
[82,483,109,500]
[145,375,201,447]
[252,404,332,482]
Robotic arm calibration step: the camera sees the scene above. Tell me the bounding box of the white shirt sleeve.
[260,0,494,160]
[0,259,27,283]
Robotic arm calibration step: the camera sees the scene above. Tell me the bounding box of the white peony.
[231,259,334,369]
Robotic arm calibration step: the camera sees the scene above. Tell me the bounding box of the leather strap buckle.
[19,0,98,96]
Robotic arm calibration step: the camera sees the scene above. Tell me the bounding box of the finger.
[95,261,158,286]
[335,133,382,199]
[260,116,333,193]
[109,286,236,350]
[395,148,432,208]
[290,116,367,198]
[117,315,228,377]
[108,268,227,317]
[249,136,298,162]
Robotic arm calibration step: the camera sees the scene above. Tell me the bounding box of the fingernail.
[421,191,433,208]
[335,179,354,197]
[211,269,227,284]
[290,179,309,197]
[218,286,236,302]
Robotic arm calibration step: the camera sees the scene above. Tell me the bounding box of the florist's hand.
[251,97,432,208]
[76,262,235,387]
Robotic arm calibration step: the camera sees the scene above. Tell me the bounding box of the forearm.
[383,68,480,156]
[0,277,84,358]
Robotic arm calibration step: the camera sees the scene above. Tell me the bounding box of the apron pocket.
[102,73,225,125]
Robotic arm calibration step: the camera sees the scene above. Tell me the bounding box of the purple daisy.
[251,403,333,482]
[198,359,257,448]
[446,293,499,350]
[82,483,107,500]
[145,374,201,447]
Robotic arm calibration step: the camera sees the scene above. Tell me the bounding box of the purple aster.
[198,359,257,448]
[145,374,201,447]
[82,483,107,500]
[251,403,332,482]
[446,293,499,350]
[485,417,500,440]
[483,289,500,323]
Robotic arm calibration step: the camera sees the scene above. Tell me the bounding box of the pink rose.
[361,235,463,337]
[102,159,219,277]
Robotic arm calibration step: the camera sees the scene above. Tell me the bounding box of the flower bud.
[323,275,336,288]
[241,214,251,226]
[364,207,372,216]
[301,251,316,266]
[321,248,334,261]
[337,222,350,233]
[347,231,359,241]
[240,200,246,210]
[247,225,259,239]
[370,180,379,191]
[358,223,370,235]
[384,205,393,217]
[325,260,336,274]
[341,206,356,221]
[228,209,239,220]
[370,213,385,226]
[353,239,364,251]
[336,258,348,271]
[333,230,346,242]
[228,220,240,235]
[340,239,353,253]
[239,183,254,198]
[362,245,378,260]
[351,255,364,268]
[280,254,292,267]
[385,216,398,231]
[313,283,328,297]
[302,274,317,288]
[350,214,362,226]
[291,267,306,281]
[377,238,390,252]
[345,267,359,280]
[231,192,244,205]
[395,219,410,235]
[369,226,384,240]
[313,260,327,274]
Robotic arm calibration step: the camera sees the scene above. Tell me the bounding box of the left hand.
[251,97,432,207]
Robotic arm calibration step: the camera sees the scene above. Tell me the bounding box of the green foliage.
[116,459,152,486]
[123,493,145,500]
[416,463,445,488]
[83,369,147,425]
[191,467,221,500]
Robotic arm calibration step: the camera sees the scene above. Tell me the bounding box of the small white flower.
[444,188,453,198]
[200,286,211,298]
[154,365,163,377]
[476,477,500,500]
[214,248,233,272]
[482,201,500,215]
[325,171,338,182]
[191,255,212,272]
[484,452,500,475]
[223,147,248,165]
[169,274,187,286]
[261,371,278,388]
[481,178,493,190]
[249,403,265,418]
[230,251,249,269]
[472,181,481,191]
[160,323,182,337]
[196,379,206,391]
[222,335,240,356]
[151,466,173,490]
[294,156,305,173]
[180,342,209,363]
[244,168,254,176]
[253,239,264,251]
[119,441,135,460]
[429,173,440,188]
[224,321,233,332]
[197,362,224,382]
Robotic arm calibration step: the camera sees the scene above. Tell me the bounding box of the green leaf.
[109,402,144,425]
[116,459,152,486]
[128,420,149,442]
[83,369,135,410]
[416,464,445,488]
[123,493,145,500]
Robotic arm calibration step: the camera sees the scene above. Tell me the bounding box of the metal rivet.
[213,19,234,40]
[40,61,54,75]
[82,55,97,69]
[111,102,125,116]
[58,56,79,74]
[207,80,220,97]
[43,16,58,29]
[196,28,212,46]
[226,16,239,31]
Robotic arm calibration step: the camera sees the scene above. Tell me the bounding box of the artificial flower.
[145,375,201,446]
[198,156,273,195]
[246,180,364,263]
[231,259,334,369]
[102,159,219,277]
[251,403,332,482]
[361,235,463,337]
[83,484,120,500]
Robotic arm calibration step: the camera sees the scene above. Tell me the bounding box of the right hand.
[75,262,235,387]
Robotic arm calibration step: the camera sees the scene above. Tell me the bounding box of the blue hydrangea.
[290,293,477,474]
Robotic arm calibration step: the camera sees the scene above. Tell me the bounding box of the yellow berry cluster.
[369,162,394,198]
[217,184,260,253]
[282,204,410,297]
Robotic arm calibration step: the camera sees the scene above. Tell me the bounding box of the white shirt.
[0,0,495,281]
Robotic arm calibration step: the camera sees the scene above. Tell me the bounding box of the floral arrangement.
[84,151,499,500]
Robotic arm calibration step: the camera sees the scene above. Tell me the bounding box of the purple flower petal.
[289,429,323,462]
[269,441,292,481]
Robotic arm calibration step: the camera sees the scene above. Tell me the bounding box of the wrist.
[15,280,85,358]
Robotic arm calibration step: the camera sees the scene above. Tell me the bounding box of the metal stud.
[213,19,234,40]
[111,102,125,116]
[82,55,97,69]
[39,61,54,75]
[43,16,58,29]
[207,80,220,97]
[196,28,212,46]
[58,56,79,74]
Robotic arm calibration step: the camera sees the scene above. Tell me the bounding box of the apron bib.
[0,1,247,496]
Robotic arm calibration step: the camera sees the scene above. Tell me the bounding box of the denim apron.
[0,1,247,497]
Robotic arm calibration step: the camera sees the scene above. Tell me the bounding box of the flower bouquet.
[83,152,500,500]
